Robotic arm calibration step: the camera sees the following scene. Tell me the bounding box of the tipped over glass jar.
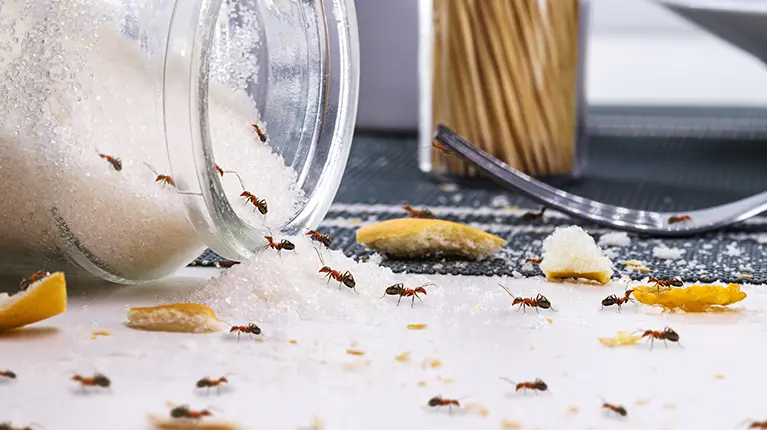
[0,0,359,284]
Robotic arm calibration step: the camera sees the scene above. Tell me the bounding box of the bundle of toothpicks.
[430,0,581,177]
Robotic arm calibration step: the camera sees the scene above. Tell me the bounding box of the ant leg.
[617,304,622,313]
[396,294,403,306]
[411,295,416,308]
[649,337,655,350]
[535,305,539,314]
[663,339,669,348]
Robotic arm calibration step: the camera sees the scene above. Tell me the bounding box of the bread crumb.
[407,324,428,330]
[545,318,553,324]
[91,329,111,337]
[635,399,650,406]
[567,406,579,415]
[713,374,725,380]
[738,274,753,279]
[297,415,325,430]
[341,360,371,371]
[289,340,297,344]
[417,381,426,387]
[346,349,365,356]
[421,358,442,369]
[348,217,363,225]
[501,420,523,429]
[395,352,411,362]
[622,260,652,273]
[663,402,676,409]
[539,226,614,284]
[253,338,265,343]
[464,402,488,416]
[441,378,455,384]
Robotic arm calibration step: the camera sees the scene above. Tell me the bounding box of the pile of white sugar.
[0,3,301,279]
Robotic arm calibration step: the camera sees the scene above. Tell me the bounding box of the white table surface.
[2,267,766,430]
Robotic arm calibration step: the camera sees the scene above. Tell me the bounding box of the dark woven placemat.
[191,106,767,284]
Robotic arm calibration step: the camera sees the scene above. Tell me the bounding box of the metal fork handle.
[433,125,767,236]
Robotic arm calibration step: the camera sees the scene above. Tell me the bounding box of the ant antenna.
[313,246,326,266]
[498,284,515,299]
[418,281,438,289]
[143,162,159,176]
[223,169,246,190]
[28,422,45,430]
[499,377,516,385]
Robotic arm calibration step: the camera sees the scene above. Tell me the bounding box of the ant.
[521,206,546,221]
[0,422,43,430]
[668,215,692,224]
[500,377,548,395]
[97,153,122,171]
[314,247,357,294]
[19,270,49,291]
[215,164,225,177]
[305,228,332,248]
[740,420,767,429]
[71,373,111,391]
[431,141,451,156]
[195,376,229,394]
[0,370,16,379]
[498,284,553,313]
[251,123,267,143]
[170,405,215,421]
[402,204,436,219]
[601,288,635,312]
[241,191,268,215]
[427,396,464,414]
[264,231,295,255]
[144,163,175,188]
[226,322,262,340]
[524,257,542,264]
[600,398,627,417]
[634,327,681,350]
[649,276,683,290]
[216,260,239,268]
[380,282,432,308]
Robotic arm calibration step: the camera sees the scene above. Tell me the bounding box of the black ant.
[500,377,549,395]
[0,370,16,379]
[521,206,546,221]
[195,376,229,394]
[498,284,553,313]
[71,373,111,391]
[380,282,433,307]
[305,228,332,248]
[19,270,49,291]
[402,204,436,219]
[225,322,263,340]
[633,327,681,350]
[314,247,357,293]
[601,288,635,312]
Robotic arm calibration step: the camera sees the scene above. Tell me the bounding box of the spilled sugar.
[598,232,631,248]
[652,245,686,260]
[174,234,435,324]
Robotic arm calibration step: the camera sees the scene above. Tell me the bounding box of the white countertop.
[3,267,766,430]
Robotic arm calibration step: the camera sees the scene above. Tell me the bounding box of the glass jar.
[418,0,589,180]
[0,0,359,284]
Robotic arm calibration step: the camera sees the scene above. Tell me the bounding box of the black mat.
[191,106,767,284]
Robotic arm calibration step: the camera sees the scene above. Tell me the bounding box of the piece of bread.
[0,272,67,331]
[126,303,221,333]
[539,226,614,284]
[356,218,506,259]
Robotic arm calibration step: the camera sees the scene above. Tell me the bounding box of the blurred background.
[355,0,767,131]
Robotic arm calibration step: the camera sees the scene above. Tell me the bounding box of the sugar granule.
[652,246,685,260]
[598,232,631,248]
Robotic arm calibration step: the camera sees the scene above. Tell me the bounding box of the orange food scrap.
[394,352,411,362]
[289,339,297,344]
[501,420,523,429]
[598,331,642,347]
[632,283,746,312]
[464,402,489,416]
[346,349,365,356]
[417,380,426,387]
[567,406,579,415]
[407,324,428,330]
[421,358,442,369]
[714,374,725,380]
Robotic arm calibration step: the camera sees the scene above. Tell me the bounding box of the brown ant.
[402,204,436,219]
[215,164,225,177]
[216,260,239,268]
[431,141,451,156]
[251,123,267,143]
[600,398,627,417]
[0,370,16,379]
[634,327,681,350]
[500,377,549,395]
[97,153,122,171]
[498,284,553,313]
[668,215,692,224]
[305,228,332,248]
[0,422,43,430]
[264,229,295,255]
[524,258,542,264]
[521,206,546,221]
[427,395,465,414]
[19,270,50,291]
[71,373,111,390]
[225,322,263,340]
[314,247,357,293]
[195,376,229,394]
[380,282,433,307]
[649,276,683,290]
[170,405,216,421]
[601,288,635,312]
[144,163,175,188]
[241,191,268,215]
[740,419,767,429]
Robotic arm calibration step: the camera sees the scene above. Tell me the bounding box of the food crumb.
[738,274,753,279]
[636,399,650,406]
[464,402,489,417]
[417,381,426,387]
[567,406,579,415]
[713,374,725,380]
[346,349,365,356]
[622,260,652,272]
[663,402,677,409]
[289,339,297,344]
[253,338,265,343]
[407,324,428,330]
[348,217,363,225]
[545,318,553,324]
[421,358,442,369]
[297,415,325,430]
[91,329,111,337]
[501,420,523,429]
[394,352,411,362]
[341,360,371,371]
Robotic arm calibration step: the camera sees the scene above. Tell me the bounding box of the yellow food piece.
[126,303,221,333]
[356,218,506,259]
[147,415,241,430]
[394,352,411,362]
[0,272,67,331]
[598,331,643,347]
[346,349,365,356]
[632,283,746,312]
[407,323,428,330]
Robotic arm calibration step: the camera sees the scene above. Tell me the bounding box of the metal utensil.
[433,125,767,236]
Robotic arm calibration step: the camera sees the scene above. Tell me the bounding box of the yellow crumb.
[529,345,535,350]
[738,274,753,279]
[125,303,221,334]
[417,381,426,387]
[407,324,428,330]
[253,337,265,343]
[501,420,523,429]
[147,415,241,430]
[394,352,411,362]
[289,340,297,344]
[713,374,725,380]
[421,358,442,369]
[504,206,521,211]
[346,349,365,356]
[632,283,746,312]
[341,360,371,371]
[663,402,677,409]
[348,217,363,225]
[598,331,643,347]
[464,402,489,416]
[441,378,455,384]
[91,329,111,337]
[622,260,652,272]
[0,271,67,331]
[545,318,553,324]
[567,406,579,415]
[635,399,650,406]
